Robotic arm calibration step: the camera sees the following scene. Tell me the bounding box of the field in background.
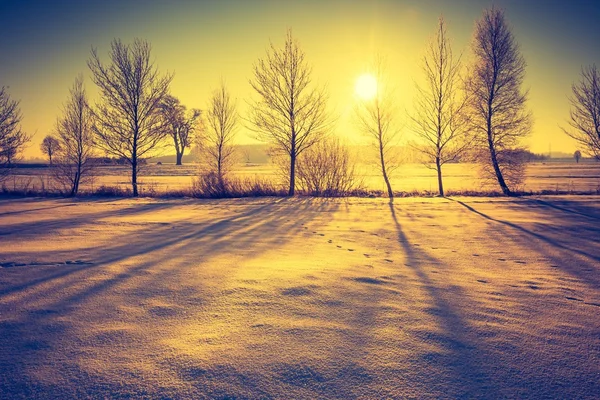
[3,160,600,195]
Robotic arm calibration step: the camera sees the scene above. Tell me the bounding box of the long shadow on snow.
[0,198,334,299]
[0,199,184,237]
[387,201,504,398]
[450,198,600,287]
[0,198,339,398]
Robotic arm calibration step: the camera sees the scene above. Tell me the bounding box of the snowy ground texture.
[0,196,599,399]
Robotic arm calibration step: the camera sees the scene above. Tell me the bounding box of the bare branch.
[466,7,532,195]
[562,64,600,159]
[248,29,332,196]
[88,38,172,196]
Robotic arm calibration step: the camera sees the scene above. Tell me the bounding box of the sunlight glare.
[355,73,378,100]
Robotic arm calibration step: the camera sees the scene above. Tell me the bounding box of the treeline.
[1,6,598,198]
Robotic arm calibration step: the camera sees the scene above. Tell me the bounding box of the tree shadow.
[449,197,600,287]
[386,200,504,398]
[0,198,339,397]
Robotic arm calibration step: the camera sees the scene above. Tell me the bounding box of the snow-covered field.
[0,196,599,398]
[7,161,600,194]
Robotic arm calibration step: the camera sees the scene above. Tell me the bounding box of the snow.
[0,196,599,398]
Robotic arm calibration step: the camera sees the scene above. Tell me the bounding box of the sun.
[355,73,378,100]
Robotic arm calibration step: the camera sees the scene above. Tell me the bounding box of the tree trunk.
[289,152,296,196]
[436,156,444,197]
[132,158,138,197]
[379,141,393,199]
[488,138,511,195]
[176,151,183,166]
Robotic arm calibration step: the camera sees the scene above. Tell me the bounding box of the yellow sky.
[1,1,594,159]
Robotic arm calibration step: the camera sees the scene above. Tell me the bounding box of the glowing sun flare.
[355,73,377,100]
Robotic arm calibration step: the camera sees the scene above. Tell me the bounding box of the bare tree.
[158,95,201,165]
[562,65,600,159]
[203,82,238,181]
[52,75,96,196]
[411,18,470,197]
[40,135,61,165]
[88,38,172,196]
[574,150,582,163]
[354,59,402,199]
[248,29,331,196]
[466,7,532,195]
[0,87,29,177]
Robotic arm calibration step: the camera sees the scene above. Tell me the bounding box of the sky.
[1,0,598,159]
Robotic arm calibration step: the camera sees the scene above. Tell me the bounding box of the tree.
[52,75,96,196]
[562,65,600,159]
[203,82,238,181]
[574,150,582,163]
[248,29,331,196]
[466,7,532,195]
[40,135,61,165]
[88,38,172,196]
[354,59,401,199]
[158,95,201,165]
[0,87,29,176]
[411,18,470,197]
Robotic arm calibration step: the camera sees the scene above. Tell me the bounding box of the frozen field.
[6,160,600,194]
[0,196,599,398]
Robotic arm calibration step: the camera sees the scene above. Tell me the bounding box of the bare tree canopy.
[248,29,331,196]
[562,64,600,159]
[466,7,532,195]
[0,87,29,175]
[40,135,61,165]
[411,17,470,197]
[88,38,172,196]
[158,95,201,165]
[354,58,401,199]
[53,75,96,196]
[203,82,238,180]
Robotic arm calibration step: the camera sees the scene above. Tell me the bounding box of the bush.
[191,172,284,198]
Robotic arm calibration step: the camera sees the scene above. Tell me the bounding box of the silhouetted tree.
[574,150,582,163]
[158,95,201,165]
[88,38,172,196]
[52,75,96,196]
[562,65,600,159]
[203,82,238,181]
[354,58,401,199]
[248,29,331,196]
[0,87,29,177]
[40,135,61,165]
[412,18,470,197]
[466,7,532,195]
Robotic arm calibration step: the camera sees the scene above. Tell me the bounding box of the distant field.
[3,160,600,194]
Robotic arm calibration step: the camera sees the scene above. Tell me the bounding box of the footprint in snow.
[515,260,526,264]
[384,259,393,263]
[566,296,583,302]
[348,249,355,252]
[477,279,488,284]
[327,239,332,243]
[498,258,506,262]
[364,254,370,258]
